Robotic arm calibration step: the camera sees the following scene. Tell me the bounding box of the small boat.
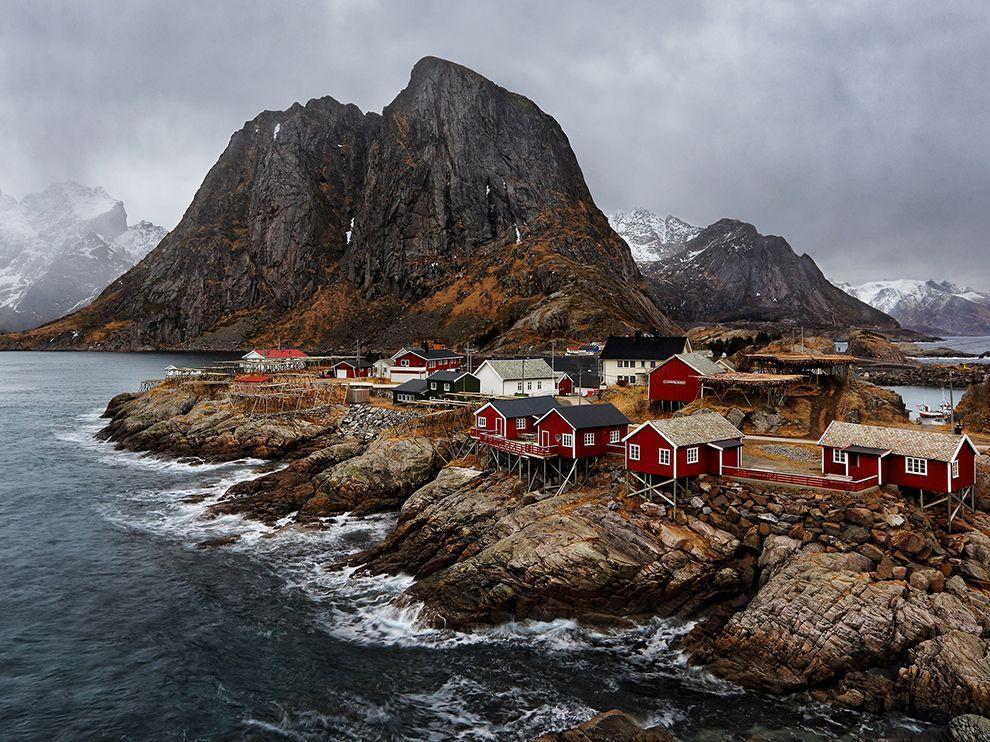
[916,401,952,420]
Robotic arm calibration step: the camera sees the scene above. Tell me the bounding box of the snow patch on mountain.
[839,279,990,336]
[608,208,701,264]
[0,182,166,331]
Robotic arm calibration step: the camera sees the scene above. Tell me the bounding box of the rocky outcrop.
[643,219,898,330]
[847,329,909,363]
[3,57,676,352]
[957,379,990,434]
[895,632,990,720]
[532,710,674,742]
[943,714,990,742]
[98,381,338,460]
[353,466,742,628]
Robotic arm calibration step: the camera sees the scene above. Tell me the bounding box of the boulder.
[944,714,990,742]
[896,632,990,719]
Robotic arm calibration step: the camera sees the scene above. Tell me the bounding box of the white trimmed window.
[629,443,640,461]
[833,448,846,464]
[562,433,574,448]
[515,418,526,430]
[400,359,410,367]
[659,448,671,466]
[477,416,487,428]
[517,382,523,391]
[952,459,960,478]
[583,432,595,446]
[430,382,437,389]
[444,384,450,391]
[905,457,928,476]
[536,381,542,390]
[686,447,699,464]
[609,429,621,443]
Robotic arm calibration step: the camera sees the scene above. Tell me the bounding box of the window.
[833,448,846,464]
[398,393,412,402]
[444,384,450,391]
[517,382,523,392]
[477,416,487,429]
[952,459,960,478]
[609,429,621,443]
[536,381,542,390]
[515,418,526,430]
[906,457,928,476]
[527,381,533,391]
[629,443,640,461]
[430,382,437,389]
[686,447,699,464]
[400,359,410,367]
[562,433,574,448]
[584,432,595,446]
[659,448,671,466]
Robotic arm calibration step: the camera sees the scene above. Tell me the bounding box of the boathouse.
[392,379,431,404]
[600,333,690,386]
[647,352,726,409]
[533,403,630,459]
[388,346,464,382]
[555,373,574,396]
[474,359,557,397]
[330,358,373,378]
[623,412,745,506]
[818,421,978,496]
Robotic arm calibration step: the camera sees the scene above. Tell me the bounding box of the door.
[337,369,347,378]
[495,417,504,437]
[540,429,551,447]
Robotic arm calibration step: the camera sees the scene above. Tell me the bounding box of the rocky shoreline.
[98,381,990,736]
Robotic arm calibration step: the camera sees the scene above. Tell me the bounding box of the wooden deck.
[470,430,556,459]
[722,465,879,492]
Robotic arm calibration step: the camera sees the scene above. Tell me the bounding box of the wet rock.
[532,709,674,741]
[944,714,990,742]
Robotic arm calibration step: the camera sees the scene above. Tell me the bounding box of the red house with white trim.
[624,412,745,480]
[474,397,562,440]
[818,421,978,494]
[647,352,726,409]
[532,404,630,459]
[330,359,372,378]
[388,346,464,382]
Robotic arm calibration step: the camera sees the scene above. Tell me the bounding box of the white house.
[474,358,557,397]
[372,359,391,378]
[599,333,691,386]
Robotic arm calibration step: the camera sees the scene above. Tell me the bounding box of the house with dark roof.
[426,371,480,396]
[600,333,690,386]
[533,403,631,458]
[647,352,726,409]
[473,396,561,439]
[818,421,978,494]
[391,378,431,404]
[539,355,602,396]
[474,358,557,397]
[329,358,373,378]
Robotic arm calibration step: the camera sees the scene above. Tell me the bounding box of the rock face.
[643,219,898,329]
[532,709,674,742]
[0,182,165,331]
[4,57,677,351]
[608,209,700,264]
[958,379,990,434]
[846,329,909,363]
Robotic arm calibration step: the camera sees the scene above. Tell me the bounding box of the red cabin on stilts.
[647,352,727,410]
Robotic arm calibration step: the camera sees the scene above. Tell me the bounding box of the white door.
[337,369,347,378]
[495,417,504,436]
[540,430,550,447]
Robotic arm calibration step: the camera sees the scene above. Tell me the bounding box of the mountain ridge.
[839,279,990,336]
[2,57,677,351]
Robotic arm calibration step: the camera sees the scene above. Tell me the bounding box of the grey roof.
[600,335,687,361]
[427,370,473,382]
[398,346,463,360]
[671,352,725,376]
[333,357,372,368]
[481,358,555,381]
[819,421,971,462]
[538,355,602,387]
[488,396,561,419]
[544,403,631,430]
[640,412,745,447]
[394,379,429,393]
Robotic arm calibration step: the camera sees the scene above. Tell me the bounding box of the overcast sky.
[2,1,989,287]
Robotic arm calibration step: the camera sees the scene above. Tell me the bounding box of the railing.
[471,430,556,458]
[722,466,879,492]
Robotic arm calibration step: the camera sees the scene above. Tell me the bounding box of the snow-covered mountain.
[608,209,701,264]
[0,182,166,331]
[838,279,990,336]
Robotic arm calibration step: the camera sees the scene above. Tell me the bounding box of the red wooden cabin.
[533,403,630,459]
[647,352,726,408]
[473,397,561,440]
[624,412,745,480]
[818,421,978,494]
[391,346,463,372]
[330,359,372,378]
[556,373,574,396]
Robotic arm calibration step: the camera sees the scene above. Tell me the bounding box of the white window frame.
[583,432,595,446]
[659,448,671,466]
[477,416,487,429]
[629,443,640,461]
[527,381,533,391]
[833,448,846,464]
[906,457,927,476]
[515,418,526,430]
[952,459,960,478]
[517,381,523,392]
[562,433,574,448]
[444,383,451,391]
[686,447,699,464]
[609,429,621,444]
[430,382,437,390]
[400,359,410,367]
[536,381,542,390]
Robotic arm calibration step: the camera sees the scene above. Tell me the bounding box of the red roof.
[234,374,271,383]
[250,349,308,359]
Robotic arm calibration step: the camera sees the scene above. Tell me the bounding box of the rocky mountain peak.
[608,209,701,264]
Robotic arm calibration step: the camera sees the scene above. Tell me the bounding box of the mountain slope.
[643,219,898,329]
[608,209,700,264]
[0,183,165,331]
[839,279,990,336]
[5,58,676,351]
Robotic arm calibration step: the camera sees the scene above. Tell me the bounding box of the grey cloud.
[1,0,988,286]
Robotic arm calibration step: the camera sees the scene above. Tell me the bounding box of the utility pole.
[949,369,956,429]
[465,343,477,373]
